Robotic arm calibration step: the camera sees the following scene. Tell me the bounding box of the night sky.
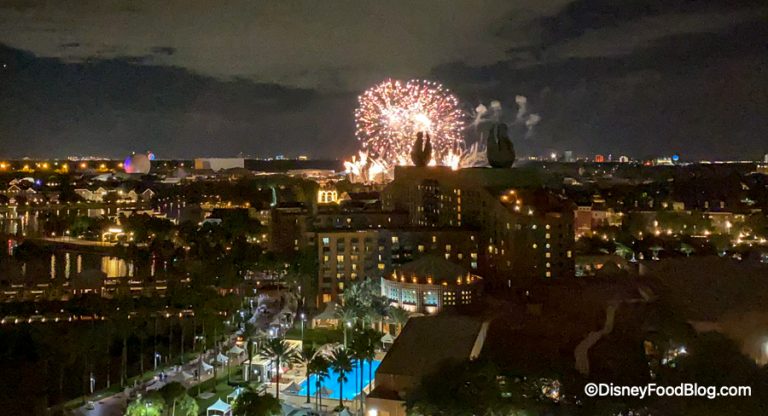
[0,0,766,160]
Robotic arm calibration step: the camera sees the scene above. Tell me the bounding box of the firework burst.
[354,79,465,164]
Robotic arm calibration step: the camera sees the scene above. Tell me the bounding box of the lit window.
[378,263,385,270]
[532,243,538,249]
[336,255,344,262]
[546,224,551,230]
[418,244,425,252]
[546,252,551,258]
[567,250,572,258]
[545,271,551,278]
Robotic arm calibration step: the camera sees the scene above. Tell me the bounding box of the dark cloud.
[0,1,765,159]
[435,17,768,159]
[0,44,348,159]
[149,46,176,56]
[535,0,763,47]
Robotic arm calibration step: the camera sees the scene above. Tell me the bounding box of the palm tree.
[679,242,695,257]
[335,305,357,347]
[360,328,382,395]
[348,333,365,409]
[386,306,410,336]
[329,347,354,409]
[309,355,329,413]
[650,245,663,260]
[614,241,634,259]
[259,338,298,400]
[298,344,318,403]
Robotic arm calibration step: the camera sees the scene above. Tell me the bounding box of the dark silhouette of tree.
[329,347,353,410]
[258,338,298,400]
[233,390,281,416]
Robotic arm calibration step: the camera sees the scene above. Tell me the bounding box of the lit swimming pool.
[296,360,381,401]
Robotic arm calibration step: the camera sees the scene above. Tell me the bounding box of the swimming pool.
[296,360,381,401]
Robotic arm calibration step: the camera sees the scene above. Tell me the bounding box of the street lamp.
[154,352,161,370]
[343,321,352,349]
[89,372,95,394]
[300,313,306,343]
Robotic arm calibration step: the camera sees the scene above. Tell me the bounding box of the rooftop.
[376,314,484,378]
[395,255,472,284]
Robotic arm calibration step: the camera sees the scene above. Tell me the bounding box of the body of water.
[297,359,381,401]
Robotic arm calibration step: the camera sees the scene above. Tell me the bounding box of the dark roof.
[377,315,483,378]
[396,255,469,283]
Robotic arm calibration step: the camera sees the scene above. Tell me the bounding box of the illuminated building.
[381,255,482,314]
[316,228,479,305]
[382,166,575,287]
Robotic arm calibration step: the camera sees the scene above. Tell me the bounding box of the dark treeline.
[0,288,242,414]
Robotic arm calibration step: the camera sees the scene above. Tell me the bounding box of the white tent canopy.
[227,345,245,355]
[201,361,214,372]
[226,386,245,403]
[312,301,338,327]
[216,353,229,364]
[381,333,395,344]
[207,398,232,416]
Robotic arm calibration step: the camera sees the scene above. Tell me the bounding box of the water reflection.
[11,251,154,279]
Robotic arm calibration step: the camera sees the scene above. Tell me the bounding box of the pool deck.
[267,355,384,415]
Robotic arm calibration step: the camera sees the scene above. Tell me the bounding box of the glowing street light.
[343,321,352,349]
[300,313,306,343]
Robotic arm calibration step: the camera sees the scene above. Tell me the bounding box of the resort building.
[382,166,576,287]
[316,228,480,305]
[381,255,482,314]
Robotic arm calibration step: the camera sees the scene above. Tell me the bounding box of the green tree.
[386,306,410,336]
[173,394,199,416]
[329,347,353,410]
[298,344,318,404]
[126,393,165,416]
[308,355,330,412]
[405,359,544,416]
[258,338,298,400]
[158,381,186,408]
[233,391,281,416]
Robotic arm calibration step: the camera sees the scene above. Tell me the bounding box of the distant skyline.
[0,1,767,160]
